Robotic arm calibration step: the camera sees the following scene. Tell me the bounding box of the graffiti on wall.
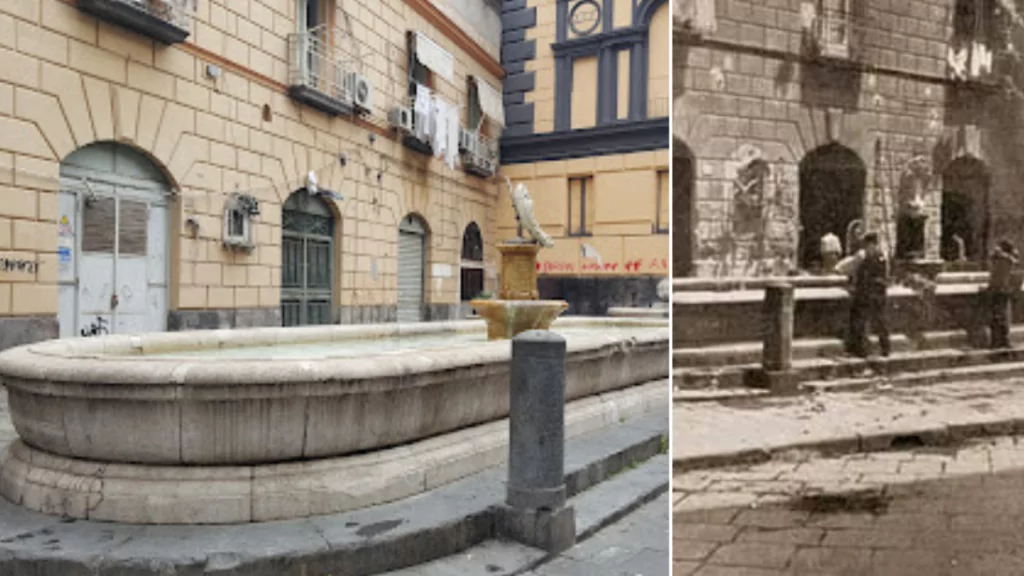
[0,258,39,274]
[536,258,669,274]
[80,316,109,337]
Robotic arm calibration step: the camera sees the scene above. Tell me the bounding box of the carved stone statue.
[820,233,842,272]
[952,234,967,262]
[507,176,554,248]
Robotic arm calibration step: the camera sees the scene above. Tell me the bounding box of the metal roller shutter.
[397,218,425,323]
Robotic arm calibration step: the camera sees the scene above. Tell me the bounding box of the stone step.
[674,346,1024,396]
[381,455,669,575]
[800,360,1024,394]
[672,326,1024,369]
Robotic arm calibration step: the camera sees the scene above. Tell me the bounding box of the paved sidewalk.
[673,435,1024,575]
[526,493,669,576]
[675,378,1024,466]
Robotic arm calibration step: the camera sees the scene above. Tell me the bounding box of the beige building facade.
[499,0,670,314]
[0,0,506,349]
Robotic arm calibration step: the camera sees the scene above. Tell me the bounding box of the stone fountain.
[472,179,568,339]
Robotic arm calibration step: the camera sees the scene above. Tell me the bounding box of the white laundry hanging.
[433,97,448,160]
[446,104,460,170]
[413,84,433,142]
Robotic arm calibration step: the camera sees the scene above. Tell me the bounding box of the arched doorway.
[941,156,989,262]
[398,214,428,323]
[798,143,867,270]
[673,139,695,277]
[281,191,335,326]
[460,222,484,302]
[58,142,170,338]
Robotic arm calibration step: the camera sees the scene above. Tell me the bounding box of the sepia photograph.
[674,0,1024,574]
[0,0,671,575]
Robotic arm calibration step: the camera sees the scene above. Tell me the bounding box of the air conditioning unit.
[389,106,413,134]
[345,72,374,113]
[459,128,479,154]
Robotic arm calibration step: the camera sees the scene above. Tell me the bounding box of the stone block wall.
[0,0,503,343]
[674,0,1024,278]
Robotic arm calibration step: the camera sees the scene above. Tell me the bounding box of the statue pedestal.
[497,241,541,300]
[471,240,568,340]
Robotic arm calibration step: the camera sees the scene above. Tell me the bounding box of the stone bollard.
[747,283,798,394]
[763,282,794,372]
[496,330,576,553]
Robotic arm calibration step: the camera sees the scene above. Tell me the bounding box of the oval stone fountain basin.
[0,318,668,466]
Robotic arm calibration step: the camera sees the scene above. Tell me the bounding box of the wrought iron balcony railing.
[77,0,192,44]
[288,26,360,116]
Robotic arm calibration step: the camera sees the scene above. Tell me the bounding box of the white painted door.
[59,183,167,338]
[397,217,426,323]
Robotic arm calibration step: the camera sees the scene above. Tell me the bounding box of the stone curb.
[0,411,669,576]
[507,456,670,576]
[674,414,1024,474]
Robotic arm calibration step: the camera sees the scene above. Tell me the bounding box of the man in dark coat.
[835,232,891,358]
[988,240,1020,349]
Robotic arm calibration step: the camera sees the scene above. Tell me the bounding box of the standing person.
[835,232,891,358]
[988,240,1020,349]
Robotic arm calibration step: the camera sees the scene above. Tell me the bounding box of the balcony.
[390,88,435,155]
[459,129,498,178]
[801,1,860,63]
[78,0,191,44]
[287,27,361,117]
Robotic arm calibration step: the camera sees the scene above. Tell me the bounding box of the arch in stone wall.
[941,155,990,263]
[798,142,867,270]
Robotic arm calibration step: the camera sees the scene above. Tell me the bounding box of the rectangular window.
[568,177,594,237]
[809,0,852,58]
[408,33,433,97]
[655,170,669,234]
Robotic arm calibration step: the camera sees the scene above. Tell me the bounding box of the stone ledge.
[0,402,668,575]
[0,381,668,524]
[0,316,57,353]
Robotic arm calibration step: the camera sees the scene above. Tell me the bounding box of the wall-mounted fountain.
[472,179,568,339]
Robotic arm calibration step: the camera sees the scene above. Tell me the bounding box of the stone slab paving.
[674,378,1024,466]
[674,435,1024,575]
[385,457,669,576]
[525,493,669,576]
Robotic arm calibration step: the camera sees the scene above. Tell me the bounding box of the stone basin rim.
[0,317,668,386]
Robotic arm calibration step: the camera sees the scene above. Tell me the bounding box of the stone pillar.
[497,330,576,553]
[747,283,798,393]
[762,283,794,372]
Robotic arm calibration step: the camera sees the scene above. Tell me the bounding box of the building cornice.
[500,118,669,164]
[403,0,506,79]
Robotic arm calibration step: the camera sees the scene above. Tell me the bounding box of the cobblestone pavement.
[675,379,1024,463]
[674,435,1024,575]
[525,493,669,576]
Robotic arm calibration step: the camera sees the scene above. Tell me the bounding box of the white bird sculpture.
[507,177,554,248]
[306,171,318,195]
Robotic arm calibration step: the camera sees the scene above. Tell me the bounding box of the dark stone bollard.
[747,283,798,394]
[496,330,576,553]
[762,283,794,372]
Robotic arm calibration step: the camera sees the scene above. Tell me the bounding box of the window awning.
[413,32,454,83]
[473,76,505,127]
